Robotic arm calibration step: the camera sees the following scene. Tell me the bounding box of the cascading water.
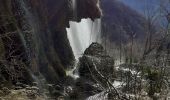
[66,0,101,79]
[66,18,101,79]
[72,0,77,20]
[66,19,101,59]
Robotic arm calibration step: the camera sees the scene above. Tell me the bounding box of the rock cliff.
[0,0,101,84]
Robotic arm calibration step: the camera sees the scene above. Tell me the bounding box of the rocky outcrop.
[75,43,115,99]
[79,43,115,83]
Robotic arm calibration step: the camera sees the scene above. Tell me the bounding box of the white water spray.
[66,0,101,79]
[66,18,101,79]
[66,18,101,59]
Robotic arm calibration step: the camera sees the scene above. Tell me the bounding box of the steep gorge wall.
[0,0,101,84]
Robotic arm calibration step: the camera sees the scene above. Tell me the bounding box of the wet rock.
[25,85,30,88]
[25,86,40,99]
[51,90,64,97]
[141,90,148,96]
[75,78,103,99]
[15,86,23,90]
[57,96,65,100]
[32,82,38,86]
[26,90,38,99]
[2,87,11,95]
[0,90,3,96]
[30,86,39,92]
[53,84,64,92]
[0,84,4,89]
[84,42,105,56]
[47,84,54,94]
[76,0,101,21]
[79,43,115,85]
[75,43,115,98]
[65,86,73,94]
[26,86,39,94]
[15,82,27,89]
[15,82,23,87]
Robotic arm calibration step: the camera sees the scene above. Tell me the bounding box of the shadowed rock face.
[76,0,102,21]
[0,0,102,84]
[30,0,102,25]
[28,0,102,82]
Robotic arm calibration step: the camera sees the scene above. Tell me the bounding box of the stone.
[65,86,73,94]
[32,82,38,86]
[26,87,31,90]
[57,96,64,100]
[26,90,38,99]
[16,82,23,87]
[15,86,23,90]
[78,43,115,85]
[76,0,101,21]
[2,87,11,95]
[52,90,63,97]
[54,85,63,91]
[0,90,3,96]
[75,43,115,98]
[47,84,54,94]
[75,78,102,98]
[25,86,40,99]
[84,42,105,56]
[30,86,39,92]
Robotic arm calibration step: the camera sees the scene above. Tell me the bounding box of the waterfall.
[66,18,101,79]
[68,0,102,59]
[72,0,77,19]
[66,0,101,79]
[66,18,101,59]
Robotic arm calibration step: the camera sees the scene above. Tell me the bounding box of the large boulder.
[78,42,115,87]
[74,43,115,99]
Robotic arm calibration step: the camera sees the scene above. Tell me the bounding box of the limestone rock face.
[27,0,101,83]
[76,0,102,21]
[0,0,102,84]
